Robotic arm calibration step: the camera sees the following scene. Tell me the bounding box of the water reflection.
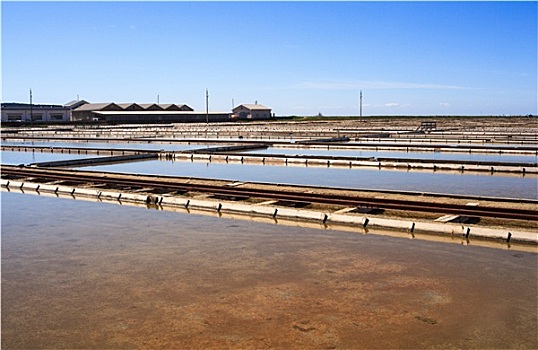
[4,188,535,253]
[1,140,204,152]
[2,190,537,349]
[88,159,537,199]
[245,148,537,163]
[2,146,536,199]
[1,151,95,165]
[3,140,536,163]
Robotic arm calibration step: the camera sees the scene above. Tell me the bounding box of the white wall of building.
[1,108,71,122]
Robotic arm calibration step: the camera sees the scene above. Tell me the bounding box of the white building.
[1,102,73,122]
[232,104,272,120]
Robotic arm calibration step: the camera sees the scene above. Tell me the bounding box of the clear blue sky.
[2,1,536,116]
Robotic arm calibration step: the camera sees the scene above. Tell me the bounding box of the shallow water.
[2,191,537,349]
[87,159,537,199]
[3,140,536,163]
[1,151,96,165]
[2,146,536,199]
[1,140,201,152]
[246,147,538,163]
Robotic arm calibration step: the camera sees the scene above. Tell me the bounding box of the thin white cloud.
[298,80,468,91]
[385,102,399,107]
[439,102,451,107]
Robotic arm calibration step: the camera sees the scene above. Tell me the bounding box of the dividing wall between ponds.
[2,179,536,247]
[163,153,537,175]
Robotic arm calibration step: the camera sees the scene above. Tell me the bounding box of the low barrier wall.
[2,179,536,245]
[165,152,536,174]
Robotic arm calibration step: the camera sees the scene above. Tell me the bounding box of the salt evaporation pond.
[245,148,537,164]
[1,140,202,152]
[2,151,97,165]
[2,191,537,348]
[85,159,537,199]
[3,140,536,163]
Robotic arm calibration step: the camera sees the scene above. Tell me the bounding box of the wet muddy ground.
[2,192,537,349]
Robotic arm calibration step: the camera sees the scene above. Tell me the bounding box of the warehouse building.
[2,100,272,124]
[71,101,198,122]
[94,111,231,123]
[71,102,122,121]
[1,103,72,122]
[64,99,90,110]
[232,104,272,120]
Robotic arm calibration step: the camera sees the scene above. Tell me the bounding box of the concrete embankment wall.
[29,153,158,167]
[2,179,536,246]
[1,145,152,156]
[165,153,537,174]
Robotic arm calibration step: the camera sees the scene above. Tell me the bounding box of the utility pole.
[205,89,209,139]
[157,94,160,104]
[360,90,363,119]
[205,89,209,125]
[29,88,33,122]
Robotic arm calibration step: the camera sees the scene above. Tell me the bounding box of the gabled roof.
[159,104,179,110]
[177,104,194,111]
[64,100,89,109]
[159,104,193,111]
[233,104,271,111]
[73,103,122,111]
[117,103,144,111]
[139,103,164,111]
[72,102,194,112]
